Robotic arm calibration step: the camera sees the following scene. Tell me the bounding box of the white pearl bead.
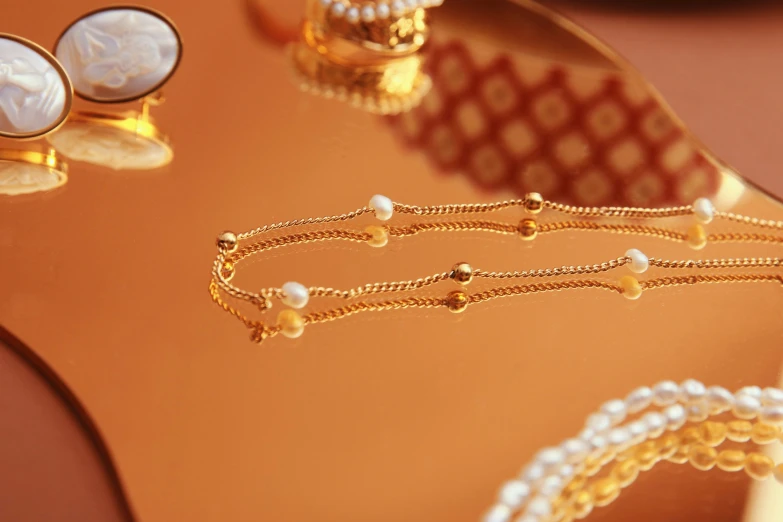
[369,194,394,221]
[376,2,390,18]
[737,385,763,399]
[390,0,406,16]
[558,464,576,481]
[346,6,360,22]
[607,427,632,450]
[760,405,783,425]
[733,394,761,419]
[281,281,309,309]
[705,386,734,413]
[600,399,627,425]
[405,0,418,8]
[578,428,596,442]
[679,379,707,403]
[521,462,546,484]
[536,447,565,470]
[762,387,783,406]
[319,0,333,6]
[693,198,715,224]
[664,404,687,429]
[499,480,530,508]
[625,386,653,414]
[483,504,511,522]
[561,438,590,464]
[589,434,608,453]
[515,517,538,522]
[627,420,648,444]
[652,380,679,406]
[360,5,376,21]
[526,497,552,518]
[586,412,612,432]
[538,476,563,497]
[625,248,649,274]
[642,411,667,437]
[331,2,346,16]
[686,402,710,422]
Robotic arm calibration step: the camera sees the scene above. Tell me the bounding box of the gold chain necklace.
[209,193,783,343]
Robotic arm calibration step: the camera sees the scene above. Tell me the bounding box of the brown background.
[1,1,783,521]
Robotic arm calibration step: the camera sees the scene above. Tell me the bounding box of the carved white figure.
[0,161,63,195]
[0,38,68,136]
[48,121,172,170]
[56,9,180,102]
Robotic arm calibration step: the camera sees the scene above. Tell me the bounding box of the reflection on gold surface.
[0,148,67,195]
[4,0,783,521]
[47,102,172,171]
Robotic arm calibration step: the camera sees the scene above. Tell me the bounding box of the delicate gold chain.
[209,193,783,342]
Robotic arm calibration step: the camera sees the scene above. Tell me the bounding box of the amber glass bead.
[727,420,753,442]
[611,458,640,487]
[688,444,718,471]
[681,426,701,445]
[751,423,781,445]
[698,421,727,447]
[745,453,775,480]
[668,444,690,464]
[716,450,746,472]
[592,477,620,507]
[635,441,659,471]
[571,490,594,519]
[657,433,680,459]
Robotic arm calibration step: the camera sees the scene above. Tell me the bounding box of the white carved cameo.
[0,161,65,196]
[48,120,172,170]
[55,8,181,102]
[0,36,70,138]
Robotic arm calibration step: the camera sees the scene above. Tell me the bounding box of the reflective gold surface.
[2,1,783,521]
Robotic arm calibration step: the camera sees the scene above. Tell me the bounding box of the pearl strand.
[483,380,783,522]
[319,0,444,24]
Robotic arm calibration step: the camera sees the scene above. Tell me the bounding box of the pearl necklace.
[210,193,783,342]
[482,380,783,522]
[318,0,444,24]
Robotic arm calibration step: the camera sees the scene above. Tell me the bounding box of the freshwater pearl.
[498,480,530,508]
[760,405,783,425]
[586,412,612,432]
[625,386,653,414]
[762,387,783,406]
[706,386,734,413]
[680,379,707,403]
[733,394,761,419]
[483,504,511,522]
[526,497,552,518]
[390,0,406,16]
[693,198,715,224]
[642,412,667,437]
[281,281,309,309]
[331,2,346,16]
[536,447,566,469]
[369,194,394,221]
[320,0,332,5]
[578,428,596,442]
[376,3,390,18]
[664,404,687,429]
[601,399,627,425]
[360,5,376,21]
[607,427,632,449]
[589,434,608,454]
[521,462,546,484]
[346,6,360,22]
[561,439,590,464]
[737,386,763,398]
[538,476,563,497]
[686,402,710,422]
[625,249,649,274]
[652,381,680,406]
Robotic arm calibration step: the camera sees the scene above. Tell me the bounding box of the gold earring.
[0,33,71,196]
[47,6,183,171]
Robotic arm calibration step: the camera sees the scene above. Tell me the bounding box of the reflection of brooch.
[209,193,783,343]
[483,380,783,522]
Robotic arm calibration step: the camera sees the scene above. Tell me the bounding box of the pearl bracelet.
[483,380,783,522]
[210,193,783,342]
[318,0,443,24]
